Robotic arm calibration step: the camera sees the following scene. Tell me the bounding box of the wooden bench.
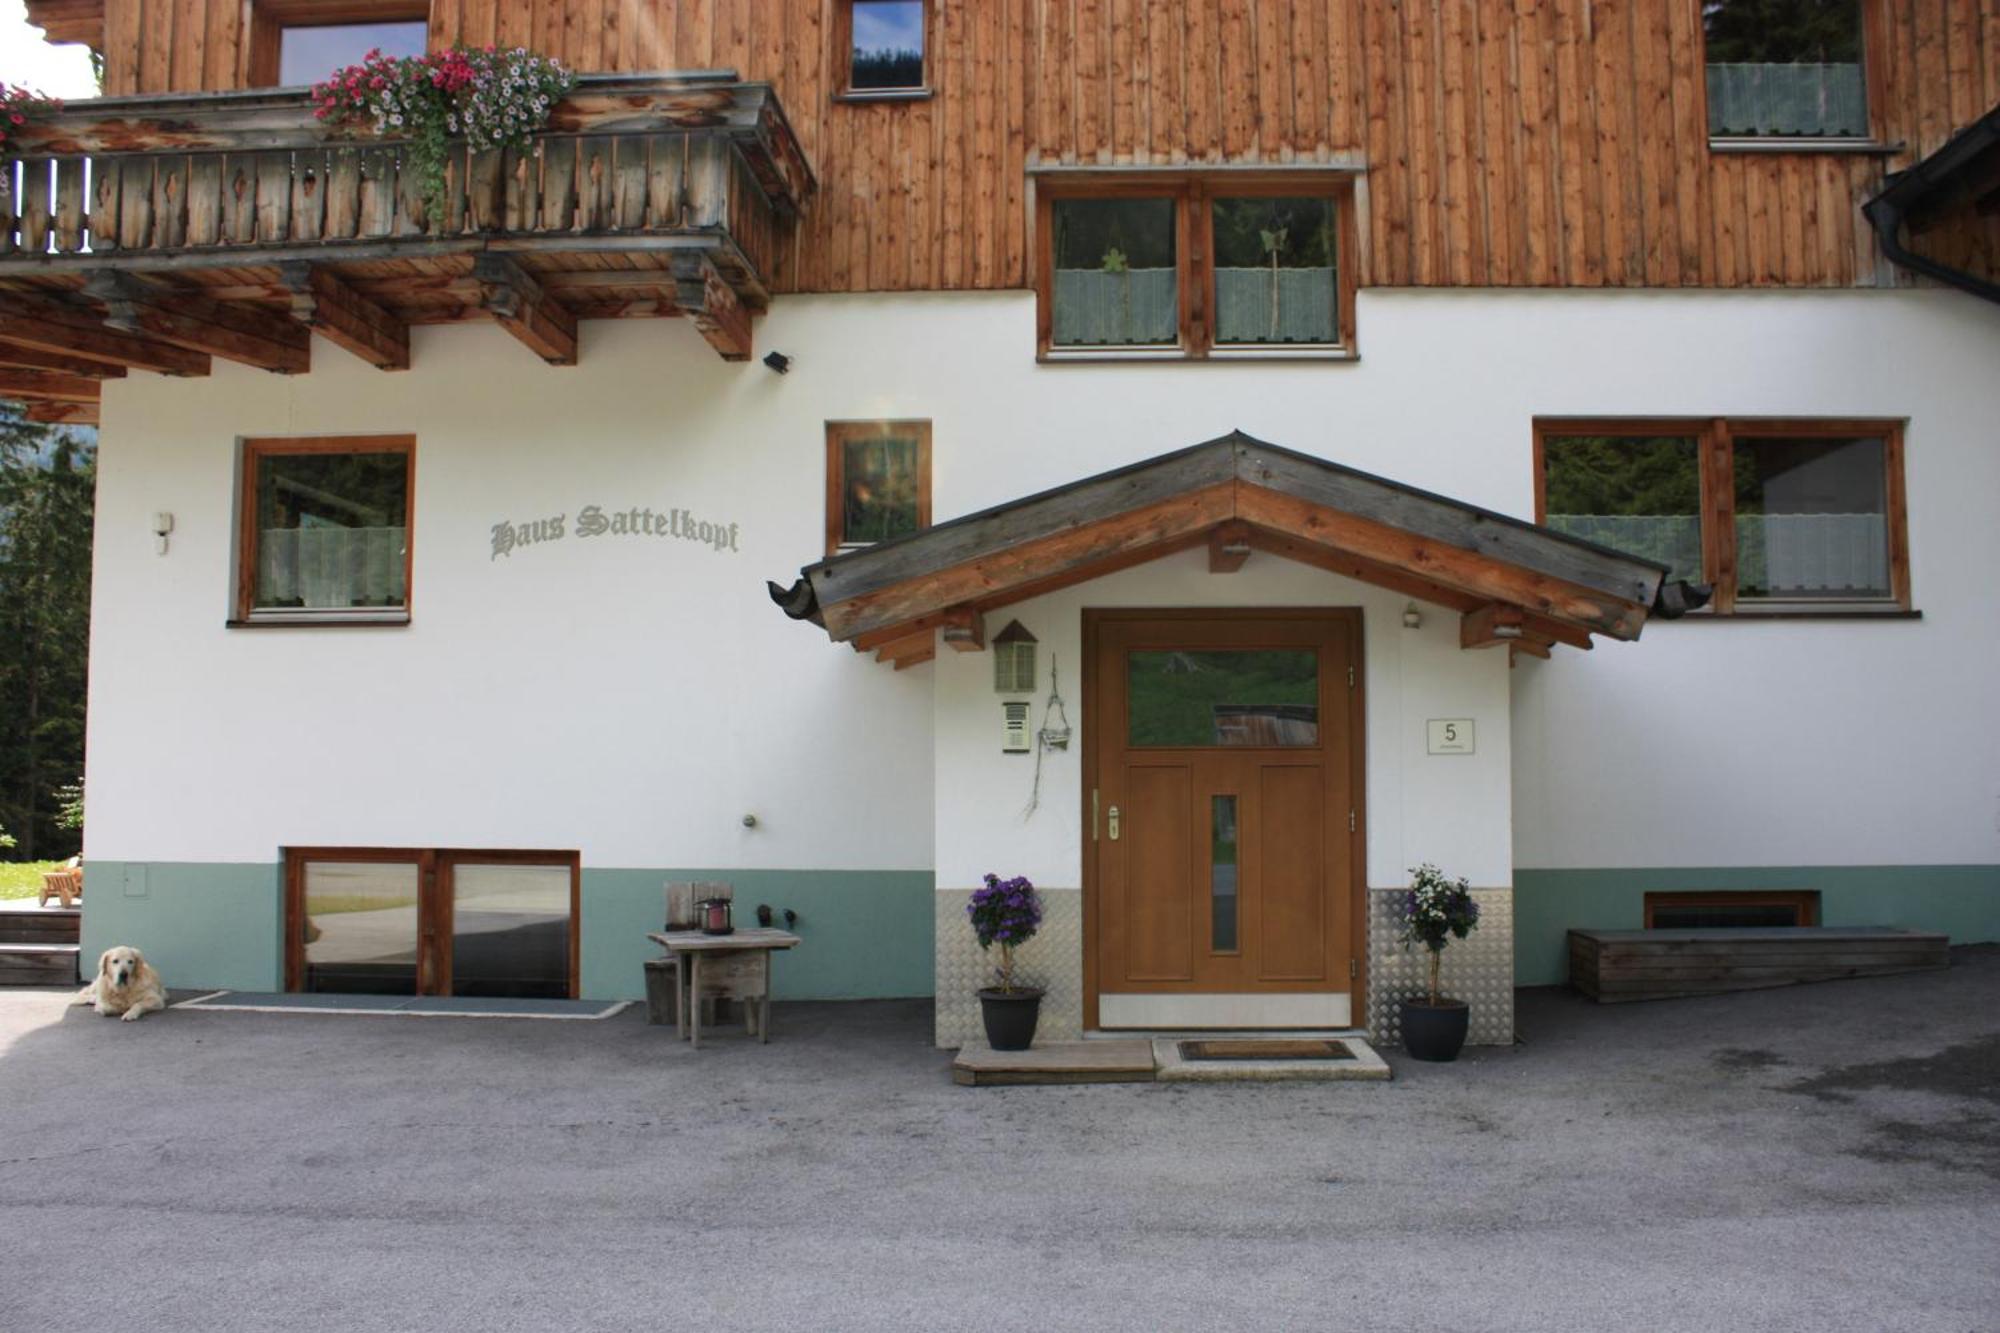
[1569,927,1949,1003]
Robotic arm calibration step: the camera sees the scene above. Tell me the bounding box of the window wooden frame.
[825,419,932,556]
[833,0,935,103]
[284,846,581,998]
[234,433,416,626]
[1700,0,1890,152]
[1533,417,1911,616]
[246,0,432,88]
[1034,172,1359,362]
[1644,890,1821,928]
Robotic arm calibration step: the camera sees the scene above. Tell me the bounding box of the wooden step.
[0,942,80,986]
[1569,927,1948,1003]
[0,907,82,945]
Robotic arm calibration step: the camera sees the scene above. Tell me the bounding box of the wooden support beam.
[1461,603,1527,650]
[22,401,99,427]
[1509,639,1553,664]
[941,606,986,652]
[670,252,753,361]
[892,648,935,671]
[0,341,128,378]
[473,255,578,366]
[1208,520,1252,573]
[278,263,410,371]
[84,271,310,373]
[0,295,211,377]
[874,627,935,667]
[0,369,103,404]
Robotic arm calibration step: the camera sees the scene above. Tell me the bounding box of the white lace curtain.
[259,527,407,607]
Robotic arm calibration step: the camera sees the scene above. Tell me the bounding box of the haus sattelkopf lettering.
[5,0,1994,1041]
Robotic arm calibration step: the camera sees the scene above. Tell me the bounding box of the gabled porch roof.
[769,431,1695,670]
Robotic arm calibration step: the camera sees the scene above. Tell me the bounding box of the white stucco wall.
[86,285,2000,883]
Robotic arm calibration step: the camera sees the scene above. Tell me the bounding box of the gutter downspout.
[1863,194,2000,308]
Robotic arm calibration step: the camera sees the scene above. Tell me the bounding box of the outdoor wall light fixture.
[1402,602,1422,629]
[763,351,791,374]
[152,511,174,555]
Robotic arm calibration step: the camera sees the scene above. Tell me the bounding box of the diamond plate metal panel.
[1368,888,1514,1048]
[934,888,1083,1048]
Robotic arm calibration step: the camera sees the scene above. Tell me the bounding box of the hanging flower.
[0,83,61,157]
[311,45,574,218]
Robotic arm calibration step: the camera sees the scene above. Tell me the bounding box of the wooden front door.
[1085,610,1363,1029]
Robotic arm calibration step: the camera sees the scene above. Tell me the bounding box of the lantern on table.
[698,894,735,936]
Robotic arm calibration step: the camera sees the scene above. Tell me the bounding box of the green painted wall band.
[1513,866,2000,986]
[77,863,935,1002]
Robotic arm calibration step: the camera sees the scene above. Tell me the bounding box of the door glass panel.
[302,861,419,995]
[1732,435,1890,600]
[1211,795,1238,953]
[1127,650,1319,747]
[450,863,571,999]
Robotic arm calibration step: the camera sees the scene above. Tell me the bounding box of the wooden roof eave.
[769,432,1671,657]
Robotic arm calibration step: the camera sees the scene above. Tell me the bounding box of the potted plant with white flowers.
[967,872,1043,1051]
[1395,863,1482,1062]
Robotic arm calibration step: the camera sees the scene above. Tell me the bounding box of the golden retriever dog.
[74,946,166,1021]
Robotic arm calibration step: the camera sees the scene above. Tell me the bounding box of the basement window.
[1037,174,1356,360]
[1703,0,1872,143]
[234,435,414,625]
[825,420,931,555]
[1644,891,1821,930]
[1534,418,1911,615]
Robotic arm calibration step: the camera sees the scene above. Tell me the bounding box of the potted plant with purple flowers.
[967,872,1044,1051]
[1396,863,1481,1062]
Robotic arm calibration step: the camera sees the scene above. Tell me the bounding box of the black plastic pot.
[977,986,1044,1051]
[1400,997,1470,1062]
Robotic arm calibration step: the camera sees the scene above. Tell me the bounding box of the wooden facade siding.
[29,0,2000,295]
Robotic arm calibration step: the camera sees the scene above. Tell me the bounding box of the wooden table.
[647,929,801,1048]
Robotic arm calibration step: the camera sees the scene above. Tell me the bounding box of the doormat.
[1154,1035,1390,1082]
[1179,1038,1354,1062]
[173,991,631,1020]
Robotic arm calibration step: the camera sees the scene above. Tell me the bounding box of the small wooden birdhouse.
[993,620,1037,694]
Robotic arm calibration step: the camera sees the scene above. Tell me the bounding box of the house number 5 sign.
[1427,719,1475,755]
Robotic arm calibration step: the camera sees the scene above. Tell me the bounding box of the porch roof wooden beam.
[0,341,127,378]
[0,369,103,404]
[473,255,577,366]
[941,607,986,651]
[85,271,310,373]
[874,628,936,668]
[1460,603,1527,650]
[0,295,211,376]
[671,252,753,361]
[22,400,99,426]
[278,263,410,371]
[1208,520,1252,572]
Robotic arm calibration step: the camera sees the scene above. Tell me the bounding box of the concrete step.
[953,1036,1392,1085]
[0,942,81,986]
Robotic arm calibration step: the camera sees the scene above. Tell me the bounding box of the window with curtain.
[1703,0,1870,140]
[825,420,932,554]
[237,436,414,623]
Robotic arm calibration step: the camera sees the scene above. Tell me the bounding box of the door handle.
[1107,805,1120,840]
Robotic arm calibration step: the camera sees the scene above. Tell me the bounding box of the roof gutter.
[1862,104,2000,308]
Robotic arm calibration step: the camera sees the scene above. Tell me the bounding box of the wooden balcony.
[0,72,815,423]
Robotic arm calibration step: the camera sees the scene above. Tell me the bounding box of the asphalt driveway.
[3,951,1996,1333]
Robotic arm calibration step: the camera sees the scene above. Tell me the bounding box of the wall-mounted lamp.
[1402,602,1422,629]
[152,511,174,556]
[763,351,791,374]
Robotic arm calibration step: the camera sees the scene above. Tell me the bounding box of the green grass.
[0,861,66,900]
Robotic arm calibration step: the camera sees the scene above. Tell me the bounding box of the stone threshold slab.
[952,1037,1392,1085]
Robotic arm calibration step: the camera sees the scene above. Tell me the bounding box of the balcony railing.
[0,71,813,300]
